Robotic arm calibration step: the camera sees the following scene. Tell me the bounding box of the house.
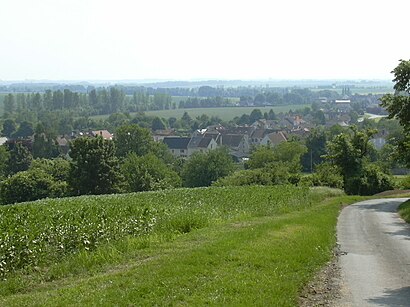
[91,130,113,140]
[153,129,176,142]
[163,137,191,158]
[56,136,70,155]
[0,137,7,146]
[220,134,250,155]
[334,99,352,113]
[188,136,218,156]
[251,119,278,130]
[260,131,287,147]
[250,129,274,146]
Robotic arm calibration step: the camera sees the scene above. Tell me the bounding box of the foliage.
[301,128,327,172]
[0,169,65,205]
[1,119,16,137]
[32,123,59,159]
[68,136,123,195]
[182,148,235,187]
[5,143,32,176]
[325,126,376,178]
[325,126,394,195]
[29,158,70,182]
[246,145,276,169]
[0,146,9,179]
[114,124,155,158]
[310,163,344,189]
[247,142,307,173]
[214,162,290,187]
[398,200,410,223]
[381,59,410,166]
[121,153,181,192]
[343,163,394,196]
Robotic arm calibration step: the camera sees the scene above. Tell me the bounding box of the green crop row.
[0,185,342,278]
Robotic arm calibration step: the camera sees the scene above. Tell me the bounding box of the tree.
[3,94,15,115]
[121,153,181,192]
[6,142,32,175]
[181,148,235,187]
[381,59,410,166]
[0,170,58,205]
[325,126,392,195]
[0,145,10,179]
[68,136,122,195]
[247,146,276,169]
[152,117,166,131]
[1,119,16,138]
[13,121,34,139]
[302,128,327,172]
[249,109,263,123]
[32,123,59,158]
[114,124,154,158]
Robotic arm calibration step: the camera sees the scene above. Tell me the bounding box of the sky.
[0,0,409,81]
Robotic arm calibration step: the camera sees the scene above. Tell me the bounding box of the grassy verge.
[0,187,364,306]
[398,200,410,223]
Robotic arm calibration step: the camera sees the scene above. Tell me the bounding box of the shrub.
[214,162,290,187]
[0,170,58,204]
[344,164,394,195]
[311,163,344,189]
[122,153,181,192]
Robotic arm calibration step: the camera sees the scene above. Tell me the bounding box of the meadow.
[90,104,310,121]
[0,185,366,306]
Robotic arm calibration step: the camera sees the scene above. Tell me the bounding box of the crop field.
[145,104,310,120]
[0,186,367,306]
[90,104,310,121]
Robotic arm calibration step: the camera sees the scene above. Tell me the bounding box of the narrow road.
[336,198,410,306]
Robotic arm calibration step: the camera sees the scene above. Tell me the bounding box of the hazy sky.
[0,0,409,81]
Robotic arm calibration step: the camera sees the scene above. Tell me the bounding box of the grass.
[0,186,366,306]
[398,200,410,223]
[90,104,310,121]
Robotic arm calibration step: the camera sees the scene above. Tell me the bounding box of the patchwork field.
[0,186,365,306]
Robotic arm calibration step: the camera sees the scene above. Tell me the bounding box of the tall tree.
[68,136,122,195]
[114,124,154,158]
[2,119,16,138]
[381,59,410,166]
[182,148,234,187]
[6,142,32,175]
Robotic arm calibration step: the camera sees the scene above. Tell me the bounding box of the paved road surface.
[336,198,410,306]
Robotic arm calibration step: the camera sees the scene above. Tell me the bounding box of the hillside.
[0,186,364,306]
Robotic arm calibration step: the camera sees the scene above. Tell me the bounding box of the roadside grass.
[398,200,410,223]
[90,104,310,121]
[0,187,365,306]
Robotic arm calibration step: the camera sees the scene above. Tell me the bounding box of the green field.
[0,186,366,306]
[90,104,310,121]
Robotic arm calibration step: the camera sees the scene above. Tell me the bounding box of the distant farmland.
[91,104,311,121]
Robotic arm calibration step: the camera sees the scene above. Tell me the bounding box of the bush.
[0,170,60,204]
[311,163,344,189]
[344,164,394,195]
[397,175,410,189]
[182,148,234,187]
[122,153,181,192]
[214,162,290,187]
